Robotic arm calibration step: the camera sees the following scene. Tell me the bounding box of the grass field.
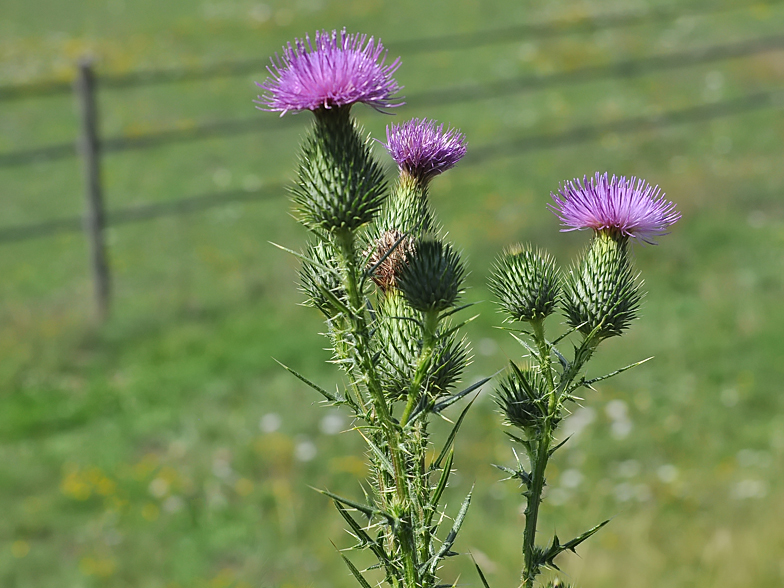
[2,0,784,586]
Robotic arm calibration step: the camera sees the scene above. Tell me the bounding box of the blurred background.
[1,0,783,586]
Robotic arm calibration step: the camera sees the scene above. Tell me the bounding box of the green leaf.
[439,313,480,340]
[337,549,374,588]
[332,501,394,570]
[548,435,571,457]
[274,359,342,403]
[510,331,539,358]
[313,488,396,526]
[539,519,611,569]
[269,241,340,275]
[432,375,493,413]
[427,487,473,573]
[426,449,454,528]
[581,356,653,387]
[438,301,478,321]
[357,430,394,476]
[431,396,476,470]
[471,555,492,588]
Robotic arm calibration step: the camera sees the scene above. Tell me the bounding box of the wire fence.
[2,87,780,247]
[1,0,780,102]
[2,33,783,170]
[1,1,782,319]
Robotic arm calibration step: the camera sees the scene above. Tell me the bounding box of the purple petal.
[549,172,681,244]
[255,29,403,115]
[383,118,467,181]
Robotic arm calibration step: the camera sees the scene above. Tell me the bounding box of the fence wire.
[1,33,783,169]
[0,0,780,102]
[2,88,780,246]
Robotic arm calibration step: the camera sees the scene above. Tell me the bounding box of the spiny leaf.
[336,548,374,588]
[269,241,341,275]
[332,501,394,570]
[427,487,473,573]
[274,359,342,403]
[548,435,571,457]
[357,430,394,476]
[432,396,476,470]
[432,375,493,413]
[439,313,480,340]
[314,488,396,526]
[438,301,479,321]
[551,346,569,371]
[539,519,611,568]
[581,356,653,387]
[510,332,538,357]
[492,463,532,487]
[471,554,492,588]
[426,449,454,528]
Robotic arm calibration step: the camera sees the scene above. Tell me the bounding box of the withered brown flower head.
[367,230,413,293]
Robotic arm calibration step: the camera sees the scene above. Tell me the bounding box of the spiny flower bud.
[374,175,437,239]
[488,245,560,323]
[292,107,387,232]
[562,231,642,339]
[375,290,468,399]
[366,230,413,293]
[299,240,343,316]
[495,365,547,431]
[398,239,465,313]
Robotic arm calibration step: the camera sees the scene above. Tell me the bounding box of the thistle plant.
[258,28,680,588]
[489,173,679,587]
[258,30,479,588]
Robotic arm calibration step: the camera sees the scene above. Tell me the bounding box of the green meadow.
[1,0,783,586]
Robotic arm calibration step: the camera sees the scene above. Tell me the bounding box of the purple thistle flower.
[383,118,467,182]
[255,29,403,115]
[549,172,681,244]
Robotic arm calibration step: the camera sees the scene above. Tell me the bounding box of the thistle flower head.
[383,118,467,182]
[398,239,465,313]
[549,172,681,244]
[255,29,403,115]
[495,364,548,432]
[488,244,560,323]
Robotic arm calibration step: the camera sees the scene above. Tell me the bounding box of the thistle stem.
[334,229,420,588]
[400,309,440,427]
[522,429,551,588]
[521,320,555,588]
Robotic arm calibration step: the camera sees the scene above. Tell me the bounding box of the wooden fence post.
[75,58,111,322]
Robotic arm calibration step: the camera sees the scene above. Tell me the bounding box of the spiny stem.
[334,229,420,588]
[522,429,551,588]
[400,309,440,427]
[521,320,554,588]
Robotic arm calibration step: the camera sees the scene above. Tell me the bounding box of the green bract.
[562,231,642,339]
[398,239,465,313]
[495,366,548,432]
[292,107,387,232]
[489,245,560,323]
[375,290,468,400]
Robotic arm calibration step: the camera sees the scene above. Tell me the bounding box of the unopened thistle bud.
[366,230,414,293]
[376,290,468,399]
[495,365,548,431]
[488,245,560,323]
[562,231,642,339]
[398,239,465,313]
[292,107,387,232]
[299,240,343,316]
